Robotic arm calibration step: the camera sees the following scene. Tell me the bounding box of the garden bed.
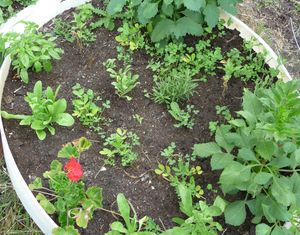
[1,1,298,235]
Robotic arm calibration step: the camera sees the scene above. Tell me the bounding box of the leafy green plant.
[133,114,144,124]
[100,128,140,166]
[193,80,300,233]
[1,81,74,140]
[116,21,145,50]
[4,21,63,83]
[29,138,103,231]
[0,35,6,66]
[161,184,225,235]
[72,83,110,137]
[168,102,199,129]
[156,143,203,199]
[215,105,232,122]
[208,121,219,135]
[103,58,140,100]
[106,0,242,42]
[106,193,156,235]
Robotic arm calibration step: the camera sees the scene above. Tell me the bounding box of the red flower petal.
[64,157,83,182]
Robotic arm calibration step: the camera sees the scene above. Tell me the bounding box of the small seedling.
[216,105,232,122]
[168,102,199,129]
[133,114,143,124]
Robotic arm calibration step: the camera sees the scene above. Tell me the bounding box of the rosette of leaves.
[193,80,300,234]
[106,0,243,42]
[1,81,74,140]
[4,21,63,83]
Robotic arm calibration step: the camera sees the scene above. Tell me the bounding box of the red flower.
[64,157,83,182]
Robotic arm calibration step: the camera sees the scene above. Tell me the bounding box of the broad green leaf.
[238,148,258,162]
[254,172,273,185]
[86,186,103,209]
[0,0,12,7]
[75,210,89,228]
[50,160,62,171]
[20,69,29,83]
[183,0,205,11]
[218,0,239,14]
[193,142,221,158]
[256,141,275,161]
[242,89,263,116]
[203,0,219,28]
[137,2,158,24]
[271,177,295,206]
[20,53,30,68]
[57,144,79,159]
[53,99,67,114]
[29,177,42,190]
[36,130,46,140]
[256,223,271,235]
[107,0,126,15]
[224,200,246,226]
[52,226,80,235]
[178,184,193,217]
[271,226,293,235]
[210,153,233,170]
[151,19,174,42]
[173,16,203,38]
[162,2,174,16]
[215,125,234,152]
[36,193,56,214]
[111,221,127,233]
[56,113,75,126]
[213,196,227,213]
[117,194,134,232]
[283,142,297,153]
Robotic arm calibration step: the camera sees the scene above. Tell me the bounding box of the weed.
[133,114,143,125]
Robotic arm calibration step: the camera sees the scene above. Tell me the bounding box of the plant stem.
[1,111,28,120]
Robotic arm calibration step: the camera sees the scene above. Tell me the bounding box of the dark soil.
[1,9,261,235]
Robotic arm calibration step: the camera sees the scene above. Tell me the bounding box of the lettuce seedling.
[1,81,74,140]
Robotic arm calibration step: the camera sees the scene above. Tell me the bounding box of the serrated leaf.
[151,19,174,42]
[137,1,158,24]
[256,223,271,235]
[172,16,203,38]
[203,0,219,28]
[224,200,246,226]
[254,172,273,185]
[193,142,221,158]
[210,153,233,170]
[218,0,239,14]
[107,0,126,15]
[183,0,205,11]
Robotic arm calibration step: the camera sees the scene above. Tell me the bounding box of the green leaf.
[193,142,221,158]
[137,1,158,24]
[203,0,219,28]
[183,0,205,11]
[173,16,203,38]
[213,196,227,213]
[86,186,103,209]
[271,226,293,235]
[20,53,30,68]
[75,209,89,228]
[178,184,193,217]
[53,99,67,114]
[56,113,75,126]
[218,0,239,14]
[36,193,56,214]
[242,89,263,116]
[29,177,42,190]
[151,19,174,42]
[107,0,127,15]
[271,177,295,206]
[117,194,133,232]
[111,221,127,233]
[50,160,62,171]
[57,144,79,159]
[20,69,29,83]
[254,172,273,185]
[238,148,258,162]
[36,130,46,140]
[256,223,271,235]
[256,141,275,161]
[52,226,80,235]
[210,153,233,170]
[224,200,246,226]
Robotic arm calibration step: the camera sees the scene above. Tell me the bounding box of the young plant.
[100,128,140,166]
[133,114,143,125]
[29,138,103,232]
[161,184,225,235]
[168,102,199,129]
[106,0,242,42]
[106,193,156,235]
[103,58,140,101]
[72,83,110,137]
[1,81,74,140]
[4,21,63,83]
[215,105,232,122]
[193,80,300,233]
[156,143,203,199]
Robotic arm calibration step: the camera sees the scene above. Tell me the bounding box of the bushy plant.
[29,138,103,232]
[100,128,140,166]
[1,81,74,140]
[193,80,300,234]
[4,22,63,83]
[106,0,243,42]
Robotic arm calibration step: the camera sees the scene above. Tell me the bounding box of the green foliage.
[103,58,140,100]
[0,35,6,66]
[133,114,144,125]
[52,226,80,235]
[29,141,103,230]
[147,40,223,104]
[156,143,203,199]
[100,128,140,166]
[106,0,242,42]
[72,83,110,136]
[161,184,225,235]
[1,81,74,140]
[105,194,156,235]
[116,22,145,50]
[193,80,300,233]
[4,22,63,83]
[215,105,232,122]
[54,4,97,46]
[168,102,199,129]
[58,137,92,159]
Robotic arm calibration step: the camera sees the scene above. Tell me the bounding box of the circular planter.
[0,2,293,235]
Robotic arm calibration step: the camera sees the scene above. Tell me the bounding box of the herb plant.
[29,138,103,231]
[1,81,74,140]
[100,128,140,166]
[106,0,243,42]
[193,80,300,233]
[168,102,199,129]
[72,83,110,137]
[106,193,156,235]
[4,22,63,83]
[103,58,140,101]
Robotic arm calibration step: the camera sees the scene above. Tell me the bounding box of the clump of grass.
[0,159,41,234]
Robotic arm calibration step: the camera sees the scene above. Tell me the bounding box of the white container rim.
[0,2,293,235]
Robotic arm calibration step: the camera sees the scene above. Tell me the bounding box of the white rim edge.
[0,6,294,235]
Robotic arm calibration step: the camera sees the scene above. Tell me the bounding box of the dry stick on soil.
[290,18,300,53]
[118,167,153,179]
